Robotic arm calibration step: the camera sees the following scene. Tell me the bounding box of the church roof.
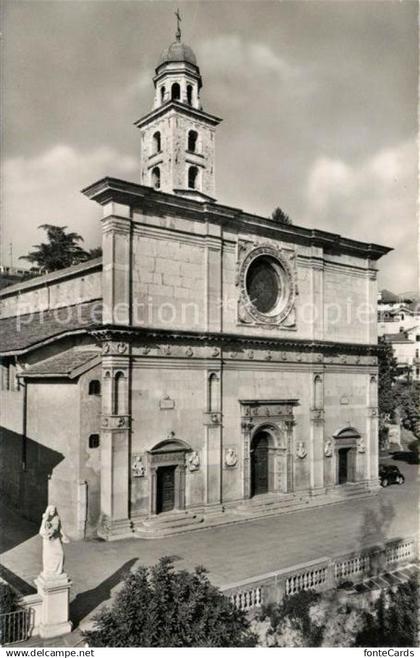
[0,300,102,355]
[157,41,197,68]
[21,349,100,379]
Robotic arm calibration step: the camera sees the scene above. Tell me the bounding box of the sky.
[1,0,418,293]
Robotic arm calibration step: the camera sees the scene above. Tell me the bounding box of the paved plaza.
[1,459,418,630]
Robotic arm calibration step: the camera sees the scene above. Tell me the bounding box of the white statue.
[324,440,333,458]
[132,456,145,477]
[296,442,307,459]
[358,438,366,453]
[188,451,200,472]
[225,448,238,467]
[39,505,69,577]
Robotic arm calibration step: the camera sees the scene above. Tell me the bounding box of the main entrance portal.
[251,432,269,496]
[338,448,350,484]
[156,465,176,514]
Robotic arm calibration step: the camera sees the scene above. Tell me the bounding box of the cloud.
[2,145,137,263]
[198,34,301,81]
[303,139,418,291]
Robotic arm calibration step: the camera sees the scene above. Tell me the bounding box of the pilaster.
[101,207,132,325]
[310,373,325,492]
[203,368,222,504]
[204,231,223,333]
[98,339,132,540]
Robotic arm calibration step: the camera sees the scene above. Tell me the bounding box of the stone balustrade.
[221,536,416,612]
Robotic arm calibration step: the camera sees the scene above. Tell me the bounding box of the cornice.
[89,324,380,356]
[134,100,222,130]
[81,177,392,261]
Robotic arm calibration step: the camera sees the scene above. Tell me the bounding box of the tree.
[271,207,292,225]
[254,588,366,647]
[89,246,103,259]
[355,578,417,647]
[0,583,20,614]
[393,381,420,438]
[84,557,257,647]
[378,339,399,421]
[19,224,90,273]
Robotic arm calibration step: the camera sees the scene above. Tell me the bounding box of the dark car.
[379,464,405,487]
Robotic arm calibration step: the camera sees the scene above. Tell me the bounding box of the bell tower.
[135,12,222,202]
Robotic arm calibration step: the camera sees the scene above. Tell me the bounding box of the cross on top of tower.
[175,8,182,42]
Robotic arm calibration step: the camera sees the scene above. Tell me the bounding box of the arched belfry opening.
[151,166,160,189]
[171,82,181,101]
[186,84,193,105]
[188,165,199,189]
[188,130,198,153]
[152,131,161,153]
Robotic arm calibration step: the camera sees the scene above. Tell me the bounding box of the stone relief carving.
[296,442,307,459]
[188,451,200,472]
[185,347,194,357]
[102,415,130,430]
[324,440,333,458]
[310,408,324,421]
[102,342,128,355]
[132,456,145,478]
[357,438,366,453]
[225,448,238,467]
[159,395,175,410]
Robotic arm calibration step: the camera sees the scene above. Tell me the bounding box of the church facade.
[0,31,391,540]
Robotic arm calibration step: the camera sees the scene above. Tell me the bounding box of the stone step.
[141,511,204,528]
[133,511,205,538]
[234,495,308,518]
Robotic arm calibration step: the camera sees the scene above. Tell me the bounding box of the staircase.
[133,509,206,538]
[233,492,306,518]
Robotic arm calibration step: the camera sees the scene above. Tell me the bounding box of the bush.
[0,583,20,614]
[407,439,419,459]
[255,590,324,646]
[355,578,418,647]
[84,557,257,647]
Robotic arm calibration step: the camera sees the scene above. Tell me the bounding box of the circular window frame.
[239,245,295,325]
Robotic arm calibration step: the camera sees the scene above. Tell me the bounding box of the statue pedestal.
[35,573,72,639]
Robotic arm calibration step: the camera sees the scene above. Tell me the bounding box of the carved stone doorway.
[250,431,270,496]
[333,427,359,486]
[148,438,190,515]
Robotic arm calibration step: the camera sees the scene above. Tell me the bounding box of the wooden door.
[251,433,269,496]
[156,465,176,513]
[338,448,349,484]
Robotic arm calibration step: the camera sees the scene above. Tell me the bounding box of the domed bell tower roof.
[156,9,198,72]
[157,41,198,69]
